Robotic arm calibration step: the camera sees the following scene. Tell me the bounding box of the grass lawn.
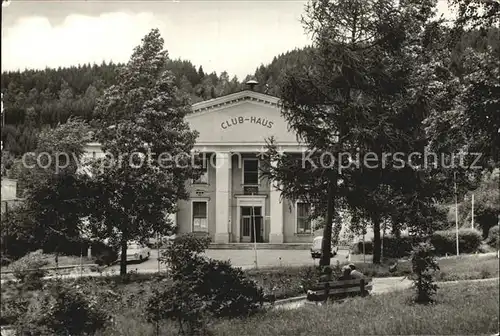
[346,253,499,280]
[2,255,498,335]
[434,254,499,281]
[211,280,499,336]
[246,253,499,300]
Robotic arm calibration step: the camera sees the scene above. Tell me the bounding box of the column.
[214,152,230,243]
[269,160,284,243]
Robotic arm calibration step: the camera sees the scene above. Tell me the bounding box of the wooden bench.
[306,278,373,302]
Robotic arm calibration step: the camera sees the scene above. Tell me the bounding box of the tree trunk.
[320,176,336,266]
[373,217,381,264]
[120,233,128,276]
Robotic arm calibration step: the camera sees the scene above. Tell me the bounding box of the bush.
[352,236,420,258]
[15,280,109,335]
[486,225,499,247]
[9,250,49,289]
[410,242,440,304]
[92,242,118,266]
[351,240,373,254]
[1,281,32,326]
[0,205,38,261]
[0,204,101,263]
[351,229,483,258]
[430,229,482,255]
[147,234,264,335]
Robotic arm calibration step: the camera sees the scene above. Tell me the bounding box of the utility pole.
[381,221,386,263]
[157,231,160,274]
[1,92,4,151]
[252,204,258,269]
[362,230,366,264]
[454,171,459,256]
[471,193,475,230]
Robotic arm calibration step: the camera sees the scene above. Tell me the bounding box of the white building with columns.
[84,89,318,245]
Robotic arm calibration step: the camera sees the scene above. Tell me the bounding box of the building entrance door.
[240,206,263,243]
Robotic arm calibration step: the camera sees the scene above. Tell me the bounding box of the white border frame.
[191,198,210,233]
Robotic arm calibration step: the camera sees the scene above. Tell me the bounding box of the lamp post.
[1,92,4,151]
[251,203,258,269]
[454,171,459,256]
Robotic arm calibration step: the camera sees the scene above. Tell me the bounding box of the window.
[192,156,208,184]
[192,201,208,232]
[296,202,312,234]
[243,159,259,185]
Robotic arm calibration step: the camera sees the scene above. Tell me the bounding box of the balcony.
[243,185,259,195]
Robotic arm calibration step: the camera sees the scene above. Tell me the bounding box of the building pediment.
[187,90,300,147]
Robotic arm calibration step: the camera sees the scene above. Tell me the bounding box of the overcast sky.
[1,0,456,79]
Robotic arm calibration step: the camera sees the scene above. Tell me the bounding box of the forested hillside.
[0,59,244,157]
[245,28,499,97]
[1,27,498,161]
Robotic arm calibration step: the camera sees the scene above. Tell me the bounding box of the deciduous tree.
[87,29,201,275]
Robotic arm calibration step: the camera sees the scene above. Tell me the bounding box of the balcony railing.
[243,185,259,195]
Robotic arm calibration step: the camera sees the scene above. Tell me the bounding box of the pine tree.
[264,0,441,265]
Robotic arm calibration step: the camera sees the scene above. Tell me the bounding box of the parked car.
[310,236,338,259]
[118,242,151,262]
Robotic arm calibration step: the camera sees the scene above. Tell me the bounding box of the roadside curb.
[272,295,307,305]
[437,277,499,285]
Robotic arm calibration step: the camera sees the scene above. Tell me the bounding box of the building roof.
[190,90,279,115]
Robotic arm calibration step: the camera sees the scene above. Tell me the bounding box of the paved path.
[110,249,352,274]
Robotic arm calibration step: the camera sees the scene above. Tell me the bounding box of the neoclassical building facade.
[83,89,317,245]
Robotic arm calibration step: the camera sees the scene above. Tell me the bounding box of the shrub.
[430,229,482,255]
[0,281,32,326]
[410,242,440,304]
[351,240,373,254]
[381,235,421,258]
[147,234,264,334]
[15,280,110,335]
[9,250,49,289]
[352,229,483,258]
[486,225,499,247]
[299,266,323,293]
[352,236,421,258]
[0,204,38,261]
[93,243,118,266]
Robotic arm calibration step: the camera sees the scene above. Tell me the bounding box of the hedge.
[351,229,483,258]
[430,229,482,255]
[486,225,499,247]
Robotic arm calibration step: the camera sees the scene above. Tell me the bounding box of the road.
[107,248,352,273]
[0,249,351,282]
